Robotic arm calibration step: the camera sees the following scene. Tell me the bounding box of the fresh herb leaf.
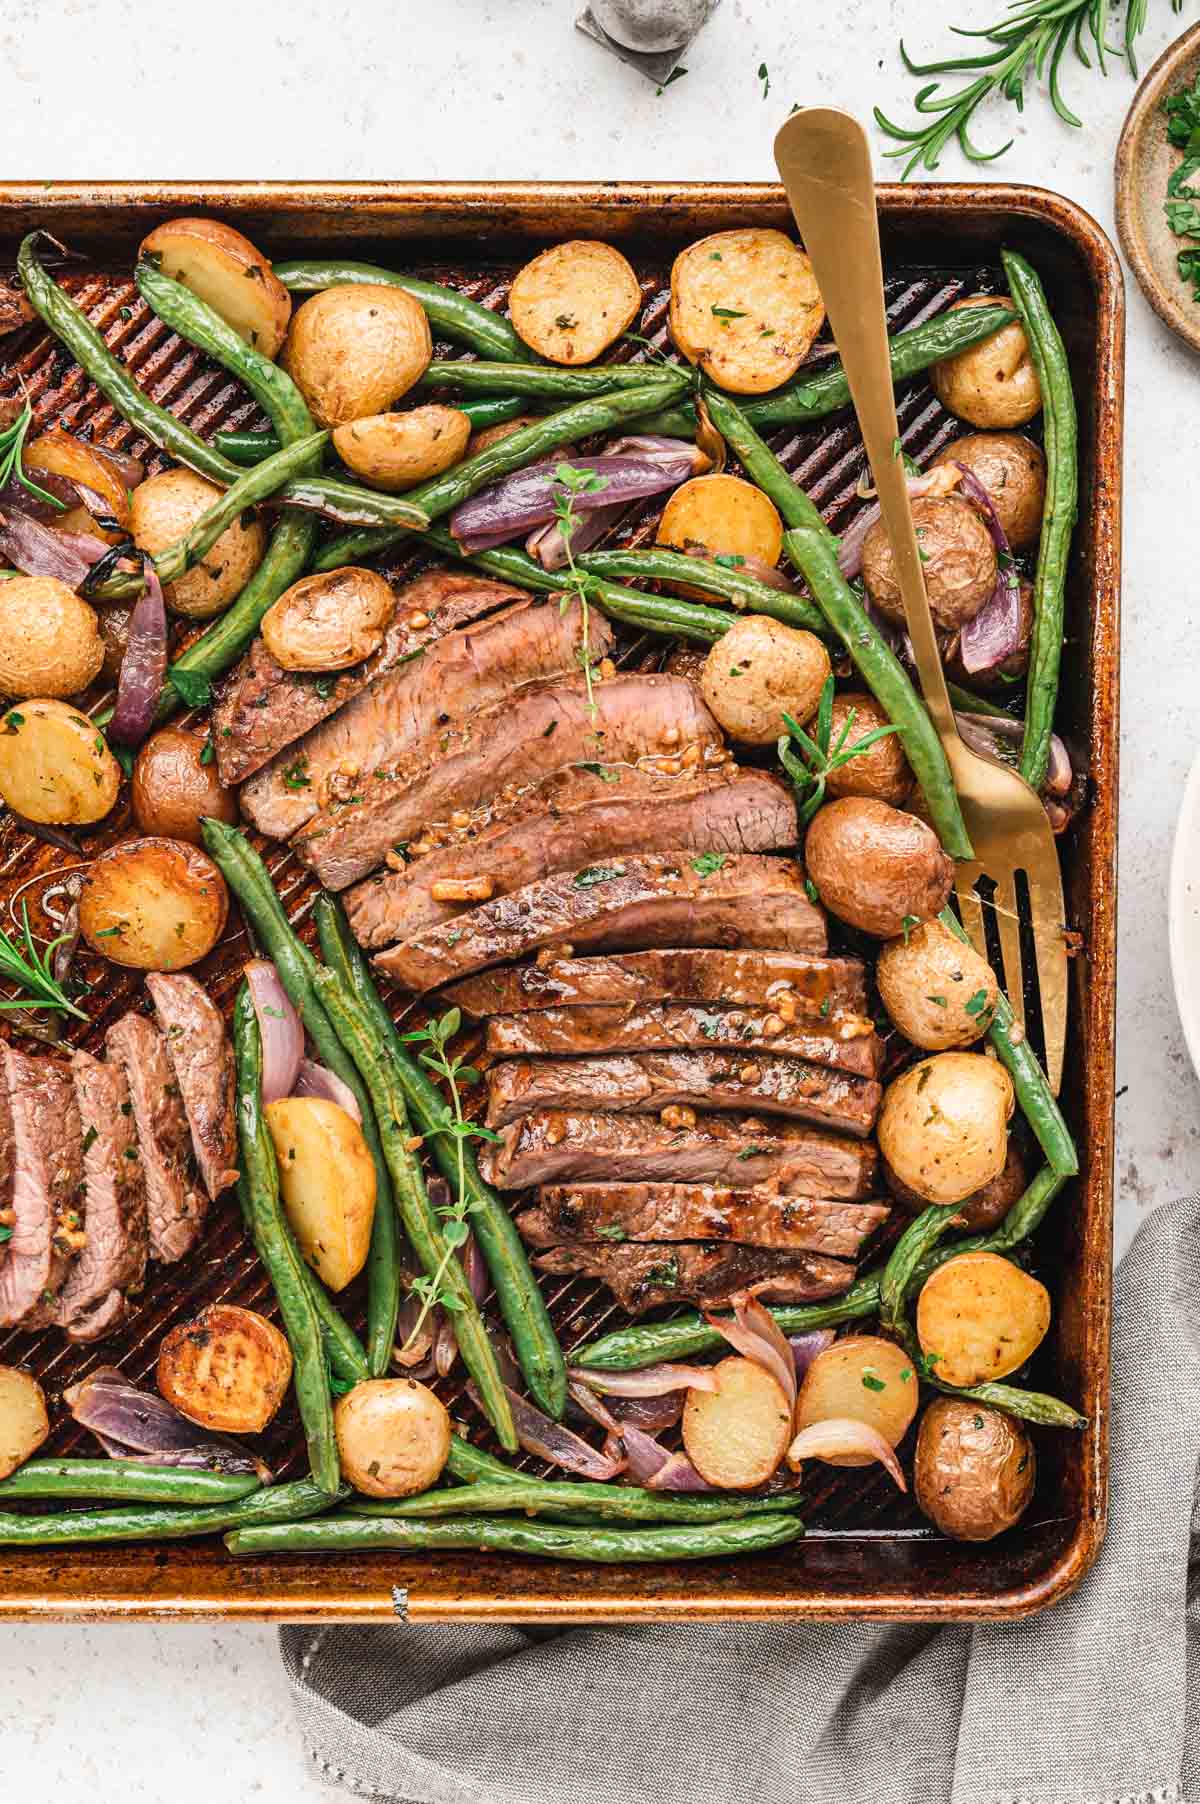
[281,758,311,791]
[711,305,748,320]
[597,1224,627,1242]
[199,738,215,766]
[0,903,90,1021]
[0,400,68,510]
[862,1372,886,1393]
[690,852,727,879]
[713,553,745,569]
[925,994,948,1008]
[901,914,920,944]
[82,1125,98,1154]
[168,666,211,709]
[758,61,770,99]
[964,988,990,1017]
[656,65,687,95]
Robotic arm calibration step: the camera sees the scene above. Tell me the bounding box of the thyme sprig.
[552,461,610,720]
[777,676,900,827]
[0,903,89,1022]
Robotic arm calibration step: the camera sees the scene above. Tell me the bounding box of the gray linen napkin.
[282,1193,1200,1804]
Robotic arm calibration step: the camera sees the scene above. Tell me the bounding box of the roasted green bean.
[0,1460,260,1505]
[577,544,829,637]
[416,358,686,398]
[445,1435,525,1486]
[273,257,526,363]
[347,1479,800,1525]
[878,1202,967,1339]
[0,1477,343,1546]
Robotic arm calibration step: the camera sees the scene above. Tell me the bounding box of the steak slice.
[480,1109,878,1197]
[345,769,798,946]
[0,1046,83,1329]
[147,972,238,1200]
[107,1013,207,1263]
[213,570,525,787]
[242,594,613,840]
[444,949,865,1020]
[532,1241,855,1314]
[295,673,727,891]
[486,1001,882,1078]
[522,1186,890,1256]
[54,1050,147,1342]
[378,852,826,992]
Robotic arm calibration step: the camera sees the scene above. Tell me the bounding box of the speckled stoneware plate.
[1115,20,1200,351]
[1169,746,1200,1082]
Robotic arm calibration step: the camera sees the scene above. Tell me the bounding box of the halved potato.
[0,578,105,699]
[157,1303,293,1434]
[0,699,120,825]
[140,217,292,359]
[0,1366,49,1481]
[283,285,432,428]
[261,567,395,672]
[670,228,824,393]
[265,1095,377,1292]
[79,836,229,969]
[657,474,783,578]
[333,406,471,492]
[24,429,131,544]
[131,468,266,619]
[793,1336,918,1466]
[334,1378,450,1497]
[916,1251,1050,1388]
[509,240,642,365]
[681,1354,792,1489]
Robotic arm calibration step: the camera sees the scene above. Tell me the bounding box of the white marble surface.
[2,0,1196,1794]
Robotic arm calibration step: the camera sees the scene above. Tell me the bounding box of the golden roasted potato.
[0,577,104,699]
[467,413,541,456]
[0,699,120,825]
[862,495,997,631]
[916,1251,1050,1388]
[876,918,999,1050]
[884,1136,1027,1234]
[260,566,395,673]
[284,284,432,428]
[333,406,471,491]
[878,1053,1014,1206]
[793,1336,918,1466]
[931,431,1046,552]
[334,1377,451,1497]
[681,1355,792,1489]
[265,1095,377,1292]
[804,796,955,938]
[24,429,131,543]
[823,691,911,804]
[0,1366,49,1481]
[658,473,783,576]
[669,228,824,393]
[930,296,1042,428]
[157,1304,293,1434]
[509,240,642,365]
[914,1396,1035,1540]
[131,468,266,619]
[140,217,292,359]
[79,837,229,969]
[700,617,830,746]
[132,725,237,844]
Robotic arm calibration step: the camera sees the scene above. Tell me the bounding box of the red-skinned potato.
[884,1135,1027,1233]
[804,796,955,938]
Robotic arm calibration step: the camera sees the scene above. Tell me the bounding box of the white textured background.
[2,0,1194,1795]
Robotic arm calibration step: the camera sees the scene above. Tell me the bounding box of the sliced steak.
[522,1186,890,1255]
[295,673,727,891]
[480,1109,878,1197]
[147,972,238,1200]
[532,1241,855,1314]
[486,1001,882,1077]
[242,594,612,840]
[107,1013,207,1263]
[213,570,524,786]
[378,852,826,992]
[445,948,864,1020]
[53,1050,147,1341]
[0,1046,83,1329]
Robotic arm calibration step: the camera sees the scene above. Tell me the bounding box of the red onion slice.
[611,1391,685,1432]
[293,1057,362,1124]
[0,506,109,586]
[434,1311,459,1378]
[953,465,1025,677]
[703,1298,797,1409]
[245,959,304,1103]
[645,1452,719,1492]
[461,1228,488,1305]
[567,1379,622,1433]
[109,563,168,745]
[836,468,960,580]
[786,1417,907,1491]
[527,499,625,570]
[66,1366,269,1480]
[618,1423,716,1491]
[954,711,1072,800]
[392,1294,435,1370]
[567,1362,719,1398]
[89,442,145,487]
[0,469,79,520]
[451,451,699,552]
[788,1330,837,1381]
[469,1381,625,1479]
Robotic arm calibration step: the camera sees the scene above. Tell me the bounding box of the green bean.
[445,1435,525,1486]
[878,1203,964,1339]
[941,1379,1085,1429]
[313,374,690,571]
[0,1477,343,1546]
[311,962,518,1451]
[945,679,1017,721]
[234,987,340,1492]
[201,820,399,1376]
[215,396,528,466]
[347,1479,800,1526]
[416,358,686,399]
[227,1510,804,1562]
[700,386,974,860]
[273,257,527,363]
[1001,252,1077,790]
[0,1460,260,1505]
[314,895,566,1420]
[577,545,829,637]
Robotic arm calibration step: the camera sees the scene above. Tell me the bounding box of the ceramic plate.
[1115,20,1200,353]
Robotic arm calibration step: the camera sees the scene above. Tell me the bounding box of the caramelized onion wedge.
[786,1417,907,1491]
[703,1298,797,1409]
[567,1363,719,1398]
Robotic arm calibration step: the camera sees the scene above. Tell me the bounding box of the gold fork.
[774,107,1068,1093]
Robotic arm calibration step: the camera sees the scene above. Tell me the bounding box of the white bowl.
[1168,744,1200,1081]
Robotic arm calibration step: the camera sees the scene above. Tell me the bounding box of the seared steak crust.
[147,973,238,1200]
[444,949,865,1020]
[54,1050,147,1342]
[522,1185,890,1256]
[107,1013,207,1263]
[532,1240,855,1314]
[0,1046,83,1328]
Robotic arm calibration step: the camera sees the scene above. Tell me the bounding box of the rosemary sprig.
[0,398,66,511]
[777,676,900,827]
[0,903,89,1022]
[552,461,610,720]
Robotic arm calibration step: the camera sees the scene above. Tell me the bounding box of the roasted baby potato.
[878,1053,1014,1206]
[931,431,1046,552]
[0,1366,49,1481]
[916,1250,1050,1388]
[264,1095,377,1292]
[804,796,955,938]
[334,1377,451,1497]
[284,284,432,428]
[681,1354,792,1489]
[657,473,783,575]
[0,577,104,699]
[0,699,120,825]
[823,691,912,805]
[670,228,824,393]
[930,296,1042,429]
[333,406,471,491]
[509,240,642,365]
[468,413,541,457]
[793,1336,918,1466]
[132,725,238,845]
[131,468,266,619]
[884,1136,1027,1234]
[79,837,229,969]
[24,429,131,543]
[944,578,1034,691]
[156,1303,293,1434]
[140,217,292,359]
[260,567,395,673]
[862,495,997,630]
[876,918,999,1050]
[700,616,830,745]
[914,1396,1035,1540]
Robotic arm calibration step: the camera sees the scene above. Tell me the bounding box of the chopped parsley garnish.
[862,1372,886,1393]
[711,305,748,320]
[168,667,211,709]
[925,994,948,1008]
[901,914,920,944]
[645,1255,679,1289]
[597,1224,627,1242]
[758,61,770,99]
[964,988,991,1017]
[282,759,311,791]
[656,65,687,95]
[805,877,820,905]
[199,739,215,766]
[82,1125,98,1154]
[690,852,727,879]
[713,553,745,569]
